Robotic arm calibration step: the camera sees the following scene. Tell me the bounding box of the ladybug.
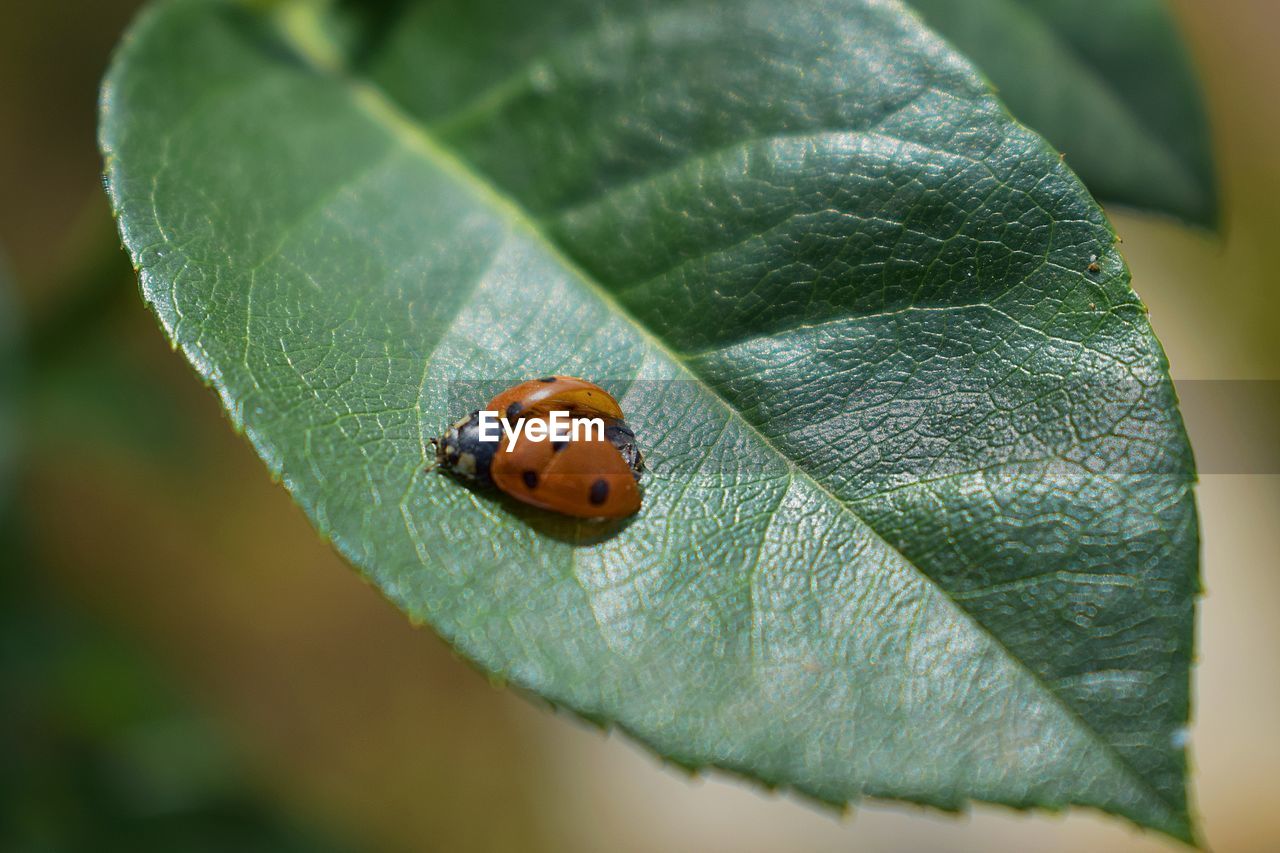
[431,377,643,519]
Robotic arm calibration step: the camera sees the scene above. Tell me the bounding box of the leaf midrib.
[267,0,1184,826]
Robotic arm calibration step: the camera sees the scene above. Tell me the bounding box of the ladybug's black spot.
[522,470,539,489]
[506,402,523,419]
[589,479,609,505]
[538,376,556,383]
[552,439,569,453]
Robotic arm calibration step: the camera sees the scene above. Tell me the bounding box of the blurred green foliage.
[1,253,357,851]
[0,540,355,853]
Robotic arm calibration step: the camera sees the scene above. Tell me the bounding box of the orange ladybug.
[486,375,625,422]
[432,377,643,519]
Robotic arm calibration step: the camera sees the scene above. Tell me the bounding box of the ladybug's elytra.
[491,418,641,518]
[432,377,643,519]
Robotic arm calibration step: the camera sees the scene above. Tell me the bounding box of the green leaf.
[100,0,1199,841]
[908,0,1217,226]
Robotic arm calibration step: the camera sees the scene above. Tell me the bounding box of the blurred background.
[2,1,1277,851]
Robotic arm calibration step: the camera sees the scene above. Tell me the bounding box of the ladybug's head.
[431,410,495,485]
